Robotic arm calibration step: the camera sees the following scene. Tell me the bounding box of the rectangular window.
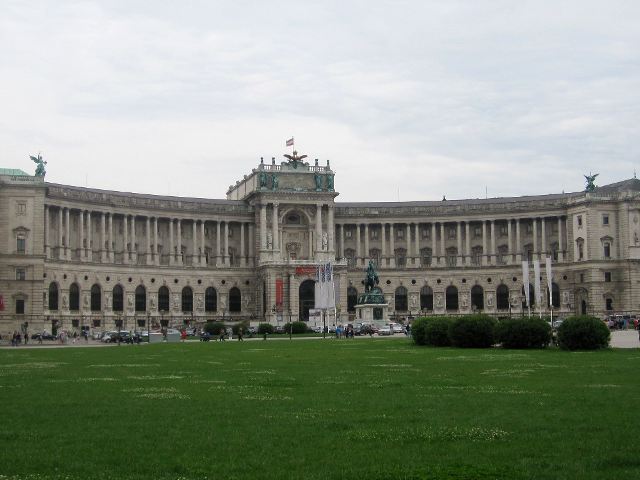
[474,227,482,238]
[604,272,612,282]
[604,243,611,258]
[17,237,26,253]
[16,268,26,281]
[15,299,25,314]
[370,229,378,240]
[422,228,430,239]
[397,229,404,239]
[448,227,456,239]
[16,202,26,215]
[580,273,584,283]
[603,215,609,226]
[526,223,533,234]
[499,225,508,237]
[577,215,583,227]
[345,229,352,239]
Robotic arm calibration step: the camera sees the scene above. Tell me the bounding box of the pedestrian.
[238,327,244,341]
[180,329,187,342]
[219,327,226,342]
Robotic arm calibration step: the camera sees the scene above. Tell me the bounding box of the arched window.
[347,287,358,313]
[420,247,432,267]
[205,287,217,312]
[446,285,458,311]
[48,282,59,311]
[112,285,123,312]
[182,286,193,312]
[471,285,484,311]
[395,286,408,311]
[446,247,458,267]
[420,285,433,310]
[135,285,146,312]
[345,248,356,268]
[496,284,510,310]
[229,287,241,313]
[395,248,406,268]
[522,284,535,308]
[551,282,560,308]
[158,286,170,312]
[90,284,101,312]
[69,283,80,311]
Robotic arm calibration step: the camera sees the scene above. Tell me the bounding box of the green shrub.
[425,317,452,346]
[283,321,309,334]
[231,321,250,335]
[449,314,496,348]
[496,317,551,349]
[557,316,610,350]
[257,323,274,335]
[203,321,225,335]
[411,317,429,345]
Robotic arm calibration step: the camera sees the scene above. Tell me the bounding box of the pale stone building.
[1,156,640,336]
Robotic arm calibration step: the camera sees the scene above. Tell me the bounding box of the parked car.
[378,325,392,336]
[311,326,323,333]
[391,323,405,334]
[31,331,55,341]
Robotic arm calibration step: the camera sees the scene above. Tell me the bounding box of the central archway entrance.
[299,280,315,321]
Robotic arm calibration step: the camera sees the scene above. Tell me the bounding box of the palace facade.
[2,154,640,335]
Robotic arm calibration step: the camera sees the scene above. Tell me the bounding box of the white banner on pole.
[314,265,324,309]
[325,263,336,309]
[533,260,542,307]
[545,257,553,305]
[522,261,530,307]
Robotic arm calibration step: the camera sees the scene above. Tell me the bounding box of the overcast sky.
[1,1,638,202]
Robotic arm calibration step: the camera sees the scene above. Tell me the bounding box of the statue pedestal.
[354,303,389,328]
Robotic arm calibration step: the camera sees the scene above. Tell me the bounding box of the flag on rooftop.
[286,137,294,147]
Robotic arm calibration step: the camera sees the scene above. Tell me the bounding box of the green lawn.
[1,340,638,480]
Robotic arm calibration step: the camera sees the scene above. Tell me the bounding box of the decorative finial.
[260,157,264,164]
[442,195,447,201]
[315,159,318,166]
[326,159,330,169]
[272,157,275,165]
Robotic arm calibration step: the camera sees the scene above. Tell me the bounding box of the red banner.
[295,266,317,277]
[275,279,283,311]
[0,295,4,311]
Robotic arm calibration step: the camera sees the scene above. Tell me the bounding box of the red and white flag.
[286,137,294,147]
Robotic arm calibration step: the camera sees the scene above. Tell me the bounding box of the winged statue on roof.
[283,150,308,169]
[584,173,598,192]
[30,153,47,177]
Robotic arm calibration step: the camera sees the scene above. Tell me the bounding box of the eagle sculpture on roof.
[283,150,308,169]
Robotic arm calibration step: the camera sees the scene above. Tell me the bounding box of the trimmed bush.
[449,314,496,348]
[283,321,309,334]
[257,323,274,335]
[496,317,551,349]
[231,321,250,335]
[557,316,610,350]
[411,317,429,345]
[425,317,452,346]
[203,321,225,335]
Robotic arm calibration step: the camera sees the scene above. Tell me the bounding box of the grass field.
[1,339,639,480]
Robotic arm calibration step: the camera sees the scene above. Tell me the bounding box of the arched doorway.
[347,287,358,313]
[299,279,315,321]
[581,299,587,315]
[496,284,509,310]
[420,286,433,311]
[446,286,458,311]
[471,285,484,311]
[182,286,193,312]
[395,286,408,312]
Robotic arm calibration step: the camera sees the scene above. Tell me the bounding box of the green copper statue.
[584,173,599,192]
[258,171,267,189]
[314,172,323,191]
[271,173,279,190]
[326,174,334,191]
[30,153,47,177]
[283,150,308,169]
[364,260,379,293]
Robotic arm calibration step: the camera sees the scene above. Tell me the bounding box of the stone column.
[431,223,436,266]
[123,215,129,264]
[482,221,487,266]
[340,224,345,260]
[440,223,445,259]
[100,212,106,263]
[216,220,221,266]
[248,223,255,266]
[456,222,462,265]
[146,217,152,265]
[516,219,522,262]
[86,211,92,261]
[558,217,564,262]
[540,217,546,257]
[153,217,159,265]
[490,220,496,265]
[308,227,314,259]
[389,224,395,268]
[190,220,197,266]
[200,221,206,266]
[169,219,174,266]
[381,223,386,268]
[406,224,411,263]
[224,221,229,266]
[65,208,71,260]
[130,215,137,263]
[176,219,182,265]
[272,203,279,252]
[364,224,370,261]
[507,219,512,264]
[108,213,114,262]
[79,210,84,261]
[533,218,538,260]
[414,223,420,267]
[328,206,335,254]
[44,206,50,258]
[57,208,63,260]
[465,222,470,265]
[260,204,267,251]
[315,204,322,253]
[240,222,246,266]
[356,224,361,261]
